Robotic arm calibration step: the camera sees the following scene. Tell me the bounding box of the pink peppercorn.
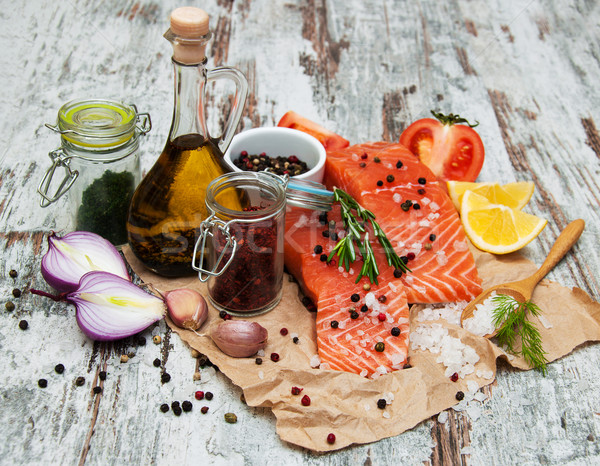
[327,433,336,444]
[280,328,289,336]
[361,153,368,159]
[241,150,248,157]
[271,353,280,362]
[301,394,311,406]
[195,391,204,400]
[406,252,416,261]
[378,313,386,322]
[291,386,303,395]
[450,372,459,382]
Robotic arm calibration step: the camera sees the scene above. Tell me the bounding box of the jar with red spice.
[194,171,287,315]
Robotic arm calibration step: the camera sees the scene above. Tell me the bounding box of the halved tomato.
[277,111,350,151]
[399,111,485,182]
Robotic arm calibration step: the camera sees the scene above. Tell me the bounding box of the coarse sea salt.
[310,355,321,368]
[453,240,469,251]
[416,301,466,326]
[462,292,498,336]
[437,411,449,424]
[382,411,391,419]
[393,193,402,203]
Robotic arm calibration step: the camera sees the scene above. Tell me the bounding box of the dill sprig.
[327,188,410,284]
[491,295,548,375]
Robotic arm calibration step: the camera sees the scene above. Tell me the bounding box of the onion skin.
[165,288,208,330]
[211,320,268,358]
[41,231,130,292]
[67,271,166,341]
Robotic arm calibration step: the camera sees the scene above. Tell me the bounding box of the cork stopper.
[166,7,211,64]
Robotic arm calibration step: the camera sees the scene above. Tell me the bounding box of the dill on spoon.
[491,294,548,375]
[327,188,410,284]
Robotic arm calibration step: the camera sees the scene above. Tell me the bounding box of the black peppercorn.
[182,401,193,412]
[205,392,214,401]
[75,377,85,387]
[161,373,171,384]
[322,230,330,238]
[413,203,421,210]
[160,404,169,413]
[393,268,403,278]
[93,386,102,394]
[153,358,161,368]
[376,180,383,187]
[456,391,465,401]
[401,256,409,264]
[377,399,387,409]
[318,212,328,225]
[255,357,263,365]
[374,156,381,163]
[396,161,403,169]
[171,401,180,410]
[9,269,18,278]
[375,342,385,352]
[219,310,227,319]
[359,162,366,168]
[330,232,338,241]
[400,202,411,212]
[429,234,437,242]
[319,254,328,262]
[378,295,387,303]
[137,336,146,346]
[5,301,15,312]
[201,406,209,414]
[313,245,323,254]
[391,327,401,337]
[293,336,300,344]
[417,188,426,195]
[173,406,182,416]
[330,320,339,329]
[99,371,107,381]
[386,175,395,183]
[361,304,369,313]
[55,364,65,374]
[38,379,48,388]
[12,288,21,298]
[350,311,359,319]
[18,320,28,330]
[418,177,426,185]
[350,293,360,302]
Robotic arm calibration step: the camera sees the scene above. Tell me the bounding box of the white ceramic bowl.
[223,127,326,183]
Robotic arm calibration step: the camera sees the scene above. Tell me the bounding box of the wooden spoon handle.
[531,219,585,285]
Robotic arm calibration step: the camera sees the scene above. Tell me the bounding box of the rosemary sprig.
[491,295,548,375]
[327,188,410,284]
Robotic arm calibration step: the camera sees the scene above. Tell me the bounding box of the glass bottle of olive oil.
[127,7,248,276]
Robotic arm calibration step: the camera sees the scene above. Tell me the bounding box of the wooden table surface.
[2,0,600,464]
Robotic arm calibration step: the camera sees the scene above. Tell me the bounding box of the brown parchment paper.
[123,246,600,452]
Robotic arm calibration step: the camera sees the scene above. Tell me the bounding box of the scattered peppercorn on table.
[2,1,600,464]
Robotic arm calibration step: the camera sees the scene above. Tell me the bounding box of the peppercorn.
[363,283,371,291]
[161,373,171,384]
[271,353,280,362]
[404,363,412,369]
[195,391,205,400]
[153,358,161,368]
[313,245,323,254]
[293,336,300,344]
[205,392,214,401]
[350,311,359,319]
[255,357,263,365]
[391,327,401,337]
[393,269,403,278]
[319,254,328,262]
[330,232,338,241]
[407,252,416,261]
[219,310,227,319]
[322,230,330,238]
[456,391,465,401]
[318,212,328,224]
[5,301,15,312]
[152,335,161,344]
[377,313,386,322]
[450,372,459,382]
[171,401,180,410]
[18,320,28,330]
[137,336,146,346]
[120,355,128,363]
[301,395,311,406]
[396,161,403,169]
[417,188,426,195]
[413,203,421,210]
[93,386,102,394]
[418,177,426,185]
[350,293,360,302]
[223,313,232,320]
[224,412,238,424]
[386,174,395,183]
[201,406,209,414]
[374,156,381,163]
[375,342,385,352]
[359,162,366,168]
[182,401,193,412]
[400,202,411,212]
[429,234,437,242]
[361,153,368,159]
[330,320,339,329]
[160,403,169,413]
[173,406,182,416]
[280,328,288,336]
[12,288,21,298]
[327,433,336,444]
[55,364,65,374]
[99,371,107,381]
[377,399,387,409]
[376,180,383,187]
[38,379,48,388]
[75,376,85,386]
[291,386,303,395]
[9,269,18,278]
[198,354,209,366]
[360,304,368,313]
[424,243,433,251]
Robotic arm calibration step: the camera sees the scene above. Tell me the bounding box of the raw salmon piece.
[285,207,410,377]
[324,142,482,303]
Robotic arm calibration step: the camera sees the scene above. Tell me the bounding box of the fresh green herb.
[491,295,548,375]
[327,188,410,284]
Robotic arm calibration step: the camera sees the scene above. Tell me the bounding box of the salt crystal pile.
[415,301,466,326]
[462,293,498,336]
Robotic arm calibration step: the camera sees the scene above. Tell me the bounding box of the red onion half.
[41,231,130,292]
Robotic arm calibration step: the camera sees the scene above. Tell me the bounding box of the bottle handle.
[206,67,248,154]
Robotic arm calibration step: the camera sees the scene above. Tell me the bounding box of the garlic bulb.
[165,288,208,330]
[211,320,268,357]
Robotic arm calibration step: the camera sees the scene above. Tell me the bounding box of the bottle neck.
[169,58,210,142]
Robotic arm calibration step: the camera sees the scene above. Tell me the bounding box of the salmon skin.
[285,206,410,377]
[324,142,482,303]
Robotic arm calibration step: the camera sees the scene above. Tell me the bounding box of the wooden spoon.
[460,218,585,337]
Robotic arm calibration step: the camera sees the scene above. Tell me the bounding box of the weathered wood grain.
[1,0,600,464]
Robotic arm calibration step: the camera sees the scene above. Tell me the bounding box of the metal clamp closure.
[192,215,238,282]
[38,149,78,207]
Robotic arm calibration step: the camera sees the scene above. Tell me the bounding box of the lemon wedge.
[447,180,535,211]
[460,191,547,254]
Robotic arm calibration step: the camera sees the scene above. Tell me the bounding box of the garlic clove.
[165,288,208,330]
[211,320,268,358]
